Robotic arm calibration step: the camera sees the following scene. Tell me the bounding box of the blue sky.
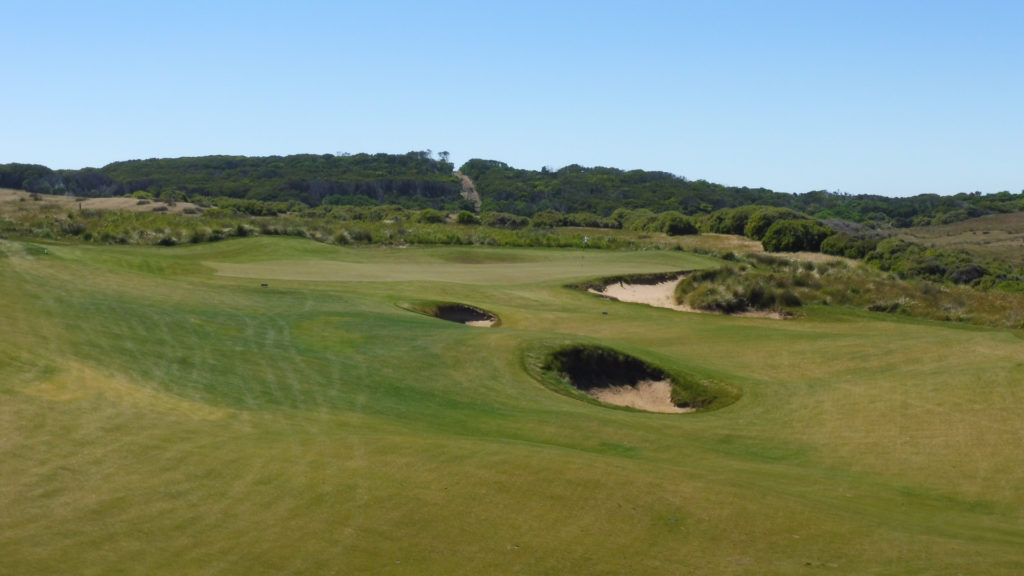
[3,1,1021,197]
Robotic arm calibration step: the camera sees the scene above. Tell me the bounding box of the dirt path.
[455,172,481,211]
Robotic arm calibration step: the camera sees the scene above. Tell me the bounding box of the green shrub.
[655,211,698,236]
[455,210,480,225]
[686,284,745,313]
[347,228,373,243]
[530,210,566,228]
[821,233,879,259]
[744,207,805,240]
[480,211,530,229]
[414,209,447,224]
[702,205,760,234]
[762,219,832,252]
[621,209,658,232]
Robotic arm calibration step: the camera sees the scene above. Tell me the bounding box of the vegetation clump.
[674,256,806,314]
[819,234,1024,293]
[672,252,1024,327]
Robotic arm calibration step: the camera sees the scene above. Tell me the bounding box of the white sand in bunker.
[464,319,497,327]
[589,277,690,311]
[589,380,694,414]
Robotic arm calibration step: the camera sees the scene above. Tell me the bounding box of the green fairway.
[2,236,1022,575]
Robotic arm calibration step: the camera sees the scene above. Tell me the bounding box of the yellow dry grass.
[0,188,202,215]
[19,360,230,421]
[894,212,1024,265]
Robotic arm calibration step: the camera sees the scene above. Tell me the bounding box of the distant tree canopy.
[457,158,1024,227]
[458,158,779,217]
[4,154,1022,292]
[0,152,465,211]
[2,155,1022,228]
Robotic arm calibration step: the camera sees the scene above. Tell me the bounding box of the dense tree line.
[0,152,466,211]
[3,155,1022,228]
[458,159,780,216]
[458,159,1024,228]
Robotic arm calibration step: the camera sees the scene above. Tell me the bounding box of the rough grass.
[671,252,1024,327]
[893,212,1024,266]
[2,236,1024,575]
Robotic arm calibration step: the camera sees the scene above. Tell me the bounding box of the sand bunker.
[589,277,690,311]
[589,379,694,413]
[435,304,498,327]
[543,344,697,414]
[590,276,784,319]
[403,302,500,327]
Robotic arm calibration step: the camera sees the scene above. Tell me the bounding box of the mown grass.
[2,236,1023,575]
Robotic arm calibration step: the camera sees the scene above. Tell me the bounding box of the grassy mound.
[675,263,805,314]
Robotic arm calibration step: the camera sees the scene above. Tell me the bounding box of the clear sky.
[3,1,1021,197]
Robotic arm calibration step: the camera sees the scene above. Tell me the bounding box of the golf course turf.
[2,236,1022,574]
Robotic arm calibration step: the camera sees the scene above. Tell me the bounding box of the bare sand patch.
[589,379,694,414]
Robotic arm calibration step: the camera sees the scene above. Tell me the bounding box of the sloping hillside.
[892,212,1024,265]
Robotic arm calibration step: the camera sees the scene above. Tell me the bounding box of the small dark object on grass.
[260,283,268,287]
[602,311,608,315]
